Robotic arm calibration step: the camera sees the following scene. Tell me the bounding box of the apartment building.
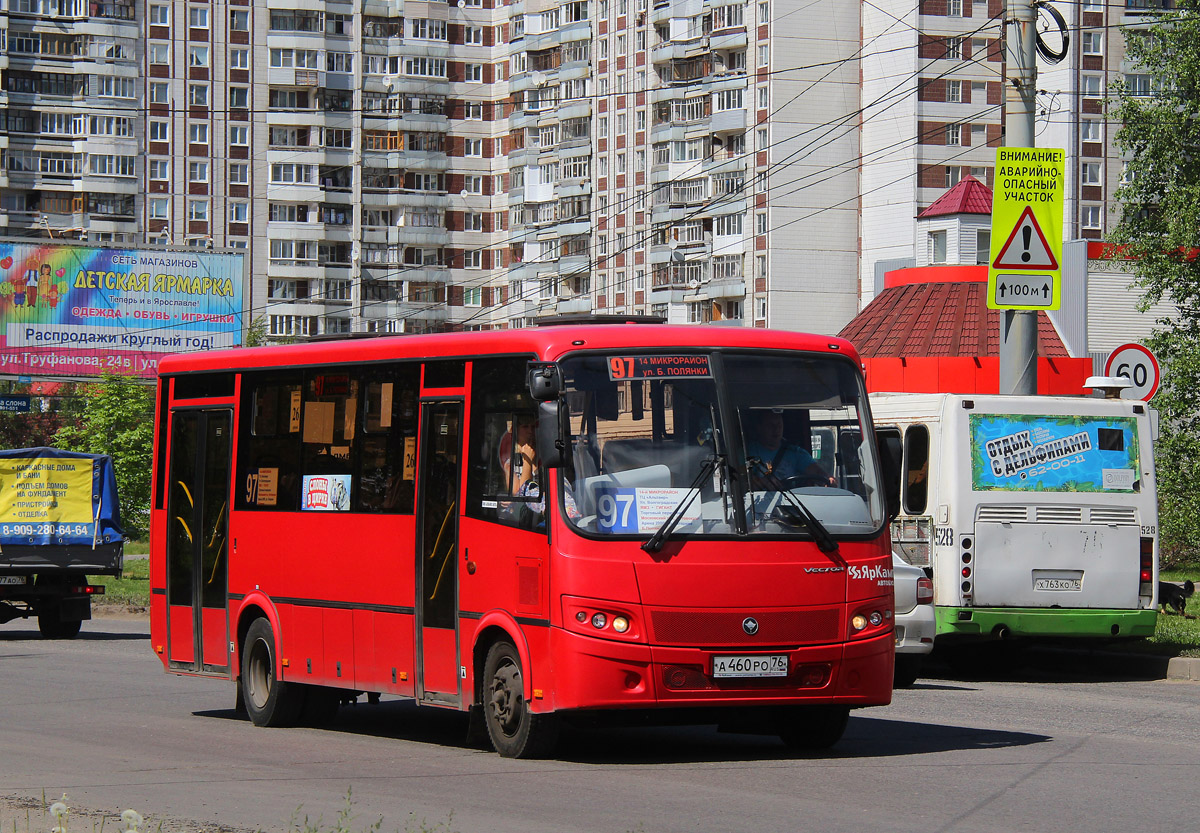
[0,0,1150,340]
[0,0,140,244]
[1039,0,1174,245]
[860,0,1005,306]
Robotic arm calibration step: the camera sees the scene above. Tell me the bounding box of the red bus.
[150,323,899,757]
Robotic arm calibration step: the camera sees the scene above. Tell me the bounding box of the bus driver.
[745,408,836,488]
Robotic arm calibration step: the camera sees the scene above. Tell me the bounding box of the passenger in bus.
[498,414,545,528]
[501,414,539,496]
[745,408,836,488]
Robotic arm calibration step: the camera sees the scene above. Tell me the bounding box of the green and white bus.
[871,391,1158,644]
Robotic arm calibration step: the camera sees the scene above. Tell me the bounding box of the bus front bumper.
[542,627,893,713]
[935,606,1158,640]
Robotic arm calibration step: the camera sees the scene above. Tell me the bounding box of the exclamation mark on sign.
[1021,226,1032,262]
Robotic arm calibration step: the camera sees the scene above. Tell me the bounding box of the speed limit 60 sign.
[1104,343,1160,401]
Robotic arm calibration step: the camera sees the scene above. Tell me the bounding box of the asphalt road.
[1,615,1198,833]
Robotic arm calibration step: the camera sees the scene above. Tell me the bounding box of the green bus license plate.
[712,654,788,678]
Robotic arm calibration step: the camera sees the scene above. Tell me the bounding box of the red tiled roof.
[918,175,993,218]
[838,279,1069,358]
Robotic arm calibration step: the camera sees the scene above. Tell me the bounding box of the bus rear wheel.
[778,705,850,750]
[241,618,303,727]
[482,640,559,758]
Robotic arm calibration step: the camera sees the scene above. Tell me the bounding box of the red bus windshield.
[558,350,886,540]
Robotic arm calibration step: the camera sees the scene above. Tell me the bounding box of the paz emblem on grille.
[742,617,759,635]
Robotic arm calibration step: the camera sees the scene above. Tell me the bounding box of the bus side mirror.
[876,431,902,521]
[536,400,566,468]
[527,362,563,401]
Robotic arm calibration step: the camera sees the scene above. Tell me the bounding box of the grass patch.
[1146,568,1200,657]
[93,554,150,608]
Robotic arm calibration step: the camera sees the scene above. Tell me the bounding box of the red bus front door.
[416,402,462,705]
[165,409,232,675]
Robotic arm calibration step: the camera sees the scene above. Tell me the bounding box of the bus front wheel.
[482,640,559,759]
[241,618,303,727]
[778,705,850,750]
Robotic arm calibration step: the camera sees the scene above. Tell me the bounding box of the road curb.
[1166,656,1200,681]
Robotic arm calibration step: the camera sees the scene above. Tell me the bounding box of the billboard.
[969,413,1141,493]
[0,241,244,379]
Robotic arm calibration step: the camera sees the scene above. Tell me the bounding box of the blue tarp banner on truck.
[0,447,123,546]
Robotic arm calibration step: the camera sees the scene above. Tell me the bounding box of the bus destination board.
[607,355,711,380]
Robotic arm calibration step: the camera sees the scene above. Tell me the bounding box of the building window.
[947,0,963,15]
[230,125,248,145]
[465,138,483,157]
[976,230,990,264]
[150,82,169,104]
[149,42,169,64]
[756,212,768,235]
[229,163,249,184]
[1083,75,1102,97]
[946,166,961,187]
[464,250,482,269]
[229,201,248,223]
[714,213,743,236]
[1125,74,1152,97]
[149,198,168,219]
[1081,205,1102,229]
[1082,162,1102,185]
[945,124,962,145]
[465,26,484,45]
[948,80,962,103]
[1081,120,1100,142]
[464,287,482,306]
[149,3,168,24]
[188,45,209,67]
[188,84,210,106]
[930,230,948,264]
[1082,32,1102,56]
[150,121,169,142]
[230,9,249,30]
[149,159,169,180]
[229,87,249,108]
[945,37,963,60]
[188,200,209,221]
[188,6,208,27]
[230,49,249,69]
[466,63,483,82]
[189,161,209,182]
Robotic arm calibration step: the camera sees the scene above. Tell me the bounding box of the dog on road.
[1159,580,1196,619]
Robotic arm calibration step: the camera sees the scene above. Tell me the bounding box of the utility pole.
[1000,0,1039,395]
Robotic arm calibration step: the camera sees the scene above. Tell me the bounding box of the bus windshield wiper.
[642,455,720,554]
[751,463,840,556]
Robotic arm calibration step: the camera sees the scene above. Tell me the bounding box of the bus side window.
[357,364,419,513]
[903,424,930,515]
[465,357,545,532]
[239,377,303,511]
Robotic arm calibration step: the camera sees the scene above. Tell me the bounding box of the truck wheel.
[37,606,82,639]
[240,618,303,727]
[482,640,559,758]
[778,705,850,751]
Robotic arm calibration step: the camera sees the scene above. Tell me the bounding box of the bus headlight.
[562,596,645,643]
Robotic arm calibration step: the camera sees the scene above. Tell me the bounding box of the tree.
[1110,2,1200,567]
[53,373,155,540]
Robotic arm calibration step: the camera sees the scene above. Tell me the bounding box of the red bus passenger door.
[415,402,463,705]
[165,409,233,675]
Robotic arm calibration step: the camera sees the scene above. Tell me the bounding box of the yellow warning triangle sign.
[992,206,1059,270]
